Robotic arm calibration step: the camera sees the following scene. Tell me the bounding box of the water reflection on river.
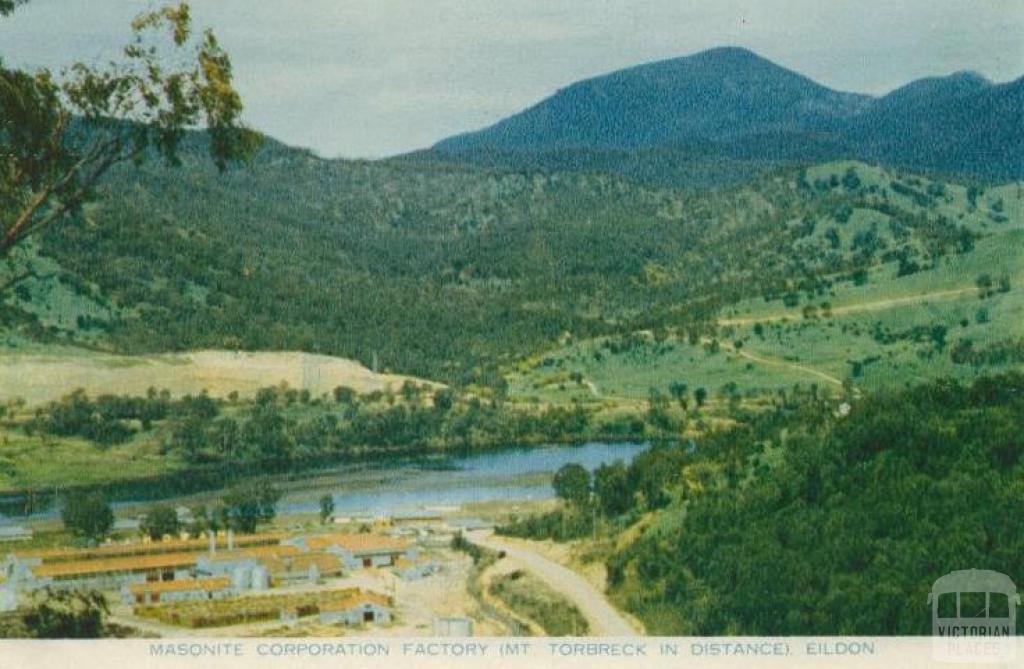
[277,442,647,516]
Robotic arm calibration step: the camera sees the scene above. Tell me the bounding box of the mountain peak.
[601,46,805,86]
[688,45,766,62]
[947,70,991,85]
[428,50,1021,183]
[873,70,993,111]
[434,48,867,154]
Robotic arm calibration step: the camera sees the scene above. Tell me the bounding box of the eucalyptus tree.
[1,1,258,291]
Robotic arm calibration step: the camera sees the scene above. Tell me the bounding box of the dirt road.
[466,530,638,636]
[731,346,844,387]
[707,287,981,387]
[699,336,845,388]
[718,287,975,327]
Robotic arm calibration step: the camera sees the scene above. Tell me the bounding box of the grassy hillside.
[0,146,1019,502]
[508,163,1024,403]
[9,138,776,383]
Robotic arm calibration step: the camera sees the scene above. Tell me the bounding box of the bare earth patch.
[0,349,440,405]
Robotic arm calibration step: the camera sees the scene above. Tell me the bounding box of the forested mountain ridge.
[424,47,1023,185]
[436,47,871,152]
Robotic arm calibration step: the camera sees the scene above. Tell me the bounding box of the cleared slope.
[0,349,439,405]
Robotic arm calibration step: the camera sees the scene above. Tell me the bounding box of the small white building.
[435,617,474,636]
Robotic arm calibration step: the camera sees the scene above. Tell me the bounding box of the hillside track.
[718,287,976,327]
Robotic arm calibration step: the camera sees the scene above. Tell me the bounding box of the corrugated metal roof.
[201,544,303,563]
[32,551,199,578]
[12,532,285,563]
[319,590,391,612]
[304,533,410,554]
[261,552,344,576]
[129,577,232,595]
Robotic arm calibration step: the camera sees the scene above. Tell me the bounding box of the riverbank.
[0,442,646,528]
[0,371,659,513]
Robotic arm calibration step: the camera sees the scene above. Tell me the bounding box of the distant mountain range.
[418,47,1023,186]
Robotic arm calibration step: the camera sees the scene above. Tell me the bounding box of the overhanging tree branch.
[0,2,260,290]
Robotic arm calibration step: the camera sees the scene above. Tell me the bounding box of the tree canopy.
[221,479,281,533]
[1,1,257,278]
[60,491,113,542]
[552,463,591,508]
[22,589,108,639]
[140,504,181,540]
[606,373,1024,634]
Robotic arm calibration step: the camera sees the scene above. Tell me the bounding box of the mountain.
[436,47,869,152]
[424,48,1023,185]
[846,74,1024,178]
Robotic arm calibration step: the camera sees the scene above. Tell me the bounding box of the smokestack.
[209,533,216,556]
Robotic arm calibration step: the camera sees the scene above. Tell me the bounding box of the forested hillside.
[3,132,1017,390]
[604,373,1024,634]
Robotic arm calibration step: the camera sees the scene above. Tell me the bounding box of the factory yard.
[103,548,499,638]
[1,508,547,638]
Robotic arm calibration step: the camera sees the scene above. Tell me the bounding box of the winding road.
[466,530,639,636]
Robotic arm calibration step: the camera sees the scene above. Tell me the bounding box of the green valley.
[3,2,1023,642]
[2,149,1022,494]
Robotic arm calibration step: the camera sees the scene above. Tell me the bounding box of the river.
[277,441,646,516]
[1,442,647,523]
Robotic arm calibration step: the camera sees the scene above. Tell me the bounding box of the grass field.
[507,335,816,403]
[0,428,179,491]
[719,229,1024,392]
[0,349,439,406]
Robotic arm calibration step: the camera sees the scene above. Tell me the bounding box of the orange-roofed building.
[262,552,345,584]
[394,555,442,581]
[7,531,285,566]
[318,589,392,626]
[9,551,202,593]
[287,533,415,569]
[122,576,235,606]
